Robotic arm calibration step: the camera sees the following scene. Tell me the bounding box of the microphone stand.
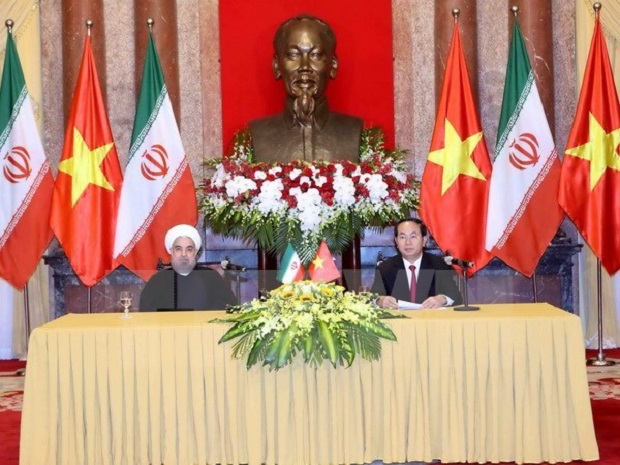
[222,257,245,305]
[234,271,242,305]
[454,265,479,311]
[222,269,244,305]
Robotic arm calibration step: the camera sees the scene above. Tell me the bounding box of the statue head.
[272,15,338,125]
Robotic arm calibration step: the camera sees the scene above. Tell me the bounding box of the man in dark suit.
[371,218,462,309]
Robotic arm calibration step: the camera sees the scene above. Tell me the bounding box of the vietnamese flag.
[50,34,123,287]
[419,18,493,276]
[308,241,340,283]
[559,10,620,275]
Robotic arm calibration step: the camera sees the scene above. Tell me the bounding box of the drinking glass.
[119,290,133,319]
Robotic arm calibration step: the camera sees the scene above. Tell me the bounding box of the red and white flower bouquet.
[199,128,419,264]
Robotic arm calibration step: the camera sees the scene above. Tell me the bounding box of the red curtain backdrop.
[219,0,394,153]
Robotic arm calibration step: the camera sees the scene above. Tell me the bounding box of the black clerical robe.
[139,269,236,311]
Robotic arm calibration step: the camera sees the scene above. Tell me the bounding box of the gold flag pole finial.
[146,18,154,31]
[86,19,93,36]
[452,8,460,23]
[5,19,13,35]
[593,2,602,19]
[511,5,519,17]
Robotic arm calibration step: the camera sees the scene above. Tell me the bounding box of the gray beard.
[172,258,195,275]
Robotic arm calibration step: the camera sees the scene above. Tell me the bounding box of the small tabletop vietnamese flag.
[308,241,340,283]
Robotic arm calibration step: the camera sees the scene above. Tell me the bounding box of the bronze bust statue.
[250,15,363,163]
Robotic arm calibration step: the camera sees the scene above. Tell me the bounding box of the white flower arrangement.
[199,127,420,264]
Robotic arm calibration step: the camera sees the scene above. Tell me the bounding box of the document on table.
[397,300,423,310]
[397,300,448,310]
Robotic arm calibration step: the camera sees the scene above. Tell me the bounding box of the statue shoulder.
[249,113,284,132]
[327,112,363,134]
[248,110,364,163]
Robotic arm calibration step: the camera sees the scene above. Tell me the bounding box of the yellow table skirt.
[19,303,599,465]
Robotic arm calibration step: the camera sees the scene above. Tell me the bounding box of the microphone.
[443,255,473,268]
[220,259,247,272]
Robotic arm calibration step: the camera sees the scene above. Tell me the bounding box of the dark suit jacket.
[370,253,463,305]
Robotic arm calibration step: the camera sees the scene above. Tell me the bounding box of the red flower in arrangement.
[199,127,420,264]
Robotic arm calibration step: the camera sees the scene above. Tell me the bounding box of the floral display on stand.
[213,280,406,370]
[199,127,420,265]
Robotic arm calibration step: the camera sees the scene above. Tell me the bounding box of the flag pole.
[531,270,539,303]
[23,283,30,344]
[86,18,93,317]
[87,287,92,313]
[587,258,615,366]
[16,282,30,376]
[586,2,616,367]
[7,18,28,376]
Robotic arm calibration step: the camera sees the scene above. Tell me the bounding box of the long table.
[19,303,599,464]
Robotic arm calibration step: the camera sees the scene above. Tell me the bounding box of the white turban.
[164,224,202,253]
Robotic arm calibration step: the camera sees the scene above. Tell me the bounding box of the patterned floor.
[588,359,620,401]
[0,366,24,413]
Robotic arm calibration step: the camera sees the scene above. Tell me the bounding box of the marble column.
[134,0,180,119]
[434,0,479,101]
[61,0,107,120]
[511,0,555,133]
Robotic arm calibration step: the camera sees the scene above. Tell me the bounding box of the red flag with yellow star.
[559,13,620,275]
[419,19,493,276]
[308,241,340,283]
[50,35,123,286]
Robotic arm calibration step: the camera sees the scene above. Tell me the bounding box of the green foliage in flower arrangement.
[212,281,407,370]
[199,127,420,266]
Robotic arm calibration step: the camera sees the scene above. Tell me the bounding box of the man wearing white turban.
[139,224,236,311]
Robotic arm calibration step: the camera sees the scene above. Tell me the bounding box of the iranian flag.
[0,29,54,289]
[485,20,564,277]
[114,31,197,281]
[277,243,305,283]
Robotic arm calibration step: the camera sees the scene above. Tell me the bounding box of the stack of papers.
[397,300,448,310]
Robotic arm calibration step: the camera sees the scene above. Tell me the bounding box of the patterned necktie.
[409,264,417,303]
